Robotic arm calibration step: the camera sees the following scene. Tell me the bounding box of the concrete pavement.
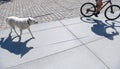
[0,0,120,69]
[0,11,120,69]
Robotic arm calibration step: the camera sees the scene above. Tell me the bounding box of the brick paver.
[0,0,119,26]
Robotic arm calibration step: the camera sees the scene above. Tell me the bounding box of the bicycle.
[80,0,120,20]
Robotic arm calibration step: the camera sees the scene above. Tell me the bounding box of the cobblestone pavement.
[0,0,119,26]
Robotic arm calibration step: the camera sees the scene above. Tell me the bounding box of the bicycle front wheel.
[105,5,120,20]
[80,2,96,17]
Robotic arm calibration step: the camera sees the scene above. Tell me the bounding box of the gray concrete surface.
[0,13,120,69]
[0,0,120,69]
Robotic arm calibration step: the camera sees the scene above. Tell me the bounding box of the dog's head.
[27,17,38,25]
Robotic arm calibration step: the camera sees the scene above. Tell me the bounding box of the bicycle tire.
[105,5,120,20]
[80,2,96,17]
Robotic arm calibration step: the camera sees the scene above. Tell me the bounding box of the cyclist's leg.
[95,0,103,17]
[96,0,103,12]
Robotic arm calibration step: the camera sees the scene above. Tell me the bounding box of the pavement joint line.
[79,37,104,44]
[0,19,84,38]
[1,0,120,68]
[7,30,111,69]
[83,45,110,69]
[46,38,78,45]
[32,35,97,49]
[33,36,108,50]
[64,22,81,26]
[3,27,115,69]
[6,20,109,68]
[59,20,84,44]
[78,35,111,69]
[59,20,110,69]
[7,44,84,69]
[79,37,111,69]
[32,35,88,49]
[0,24,63,38]
[33,38,79,49]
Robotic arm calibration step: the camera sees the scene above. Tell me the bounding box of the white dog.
[6,16,38,38]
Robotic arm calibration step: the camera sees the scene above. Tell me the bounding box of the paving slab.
[86,36,120,69]
[0,21,82,68]
[7,46,108,69]
[1,11,120,69]
[0,0,120,68]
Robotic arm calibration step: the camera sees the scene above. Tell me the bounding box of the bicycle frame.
[87,0,112,12]
[99,0,112,11]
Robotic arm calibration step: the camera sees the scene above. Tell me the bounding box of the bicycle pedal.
[94,13,98,17]
[97,11,100,14]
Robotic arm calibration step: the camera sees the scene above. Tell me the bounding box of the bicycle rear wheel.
[105,5,120,20]
[80,2,96,17]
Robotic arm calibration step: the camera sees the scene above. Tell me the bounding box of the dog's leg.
[12,27,19,36]
[28,27,35,39]
[20,29,22,36]
[9,24,13,33]
[10,28,12,33]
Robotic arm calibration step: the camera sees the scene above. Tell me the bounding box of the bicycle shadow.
[80,17,119,40]
[0,32,34,58]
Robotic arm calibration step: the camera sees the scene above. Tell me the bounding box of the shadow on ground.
[0,32,33,58]
[80,17,119,40]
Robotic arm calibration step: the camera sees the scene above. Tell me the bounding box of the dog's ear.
[27,18,32,25]
[27,17,32,23]
[28,17,32,21]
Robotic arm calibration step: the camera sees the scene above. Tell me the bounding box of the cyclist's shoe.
[97,11,100,14]
[94,11,100,17]
[94,13,98,17]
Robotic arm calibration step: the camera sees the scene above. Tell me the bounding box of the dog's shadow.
[0,32,33,58]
